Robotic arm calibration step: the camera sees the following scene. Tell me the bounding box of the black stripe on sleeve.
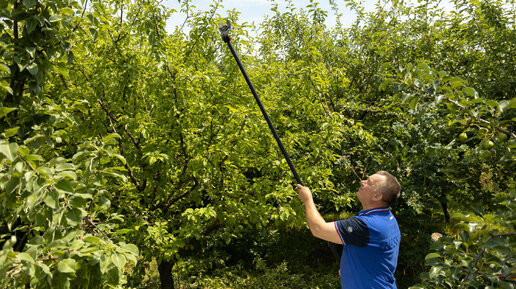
[335,217,369,247]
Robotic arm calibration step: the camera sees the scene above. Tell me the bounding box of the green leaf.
[57,258,76,273]
[25,155,44,162]
[56,163,75,171]
[0,142,18,161]
[99,255,109,274]
[498,100,511,112]
[26,62,38,75]
[70,195,87,208]
[70,239,84,250]
[16,56,29,72]
[120,243,139,256]
[89,28,98,41]
[460,231,469,242]
[425,253,441,260]
[0,107,17,118]
[65,208,83,226]
[450,212,467,220]
[64,230,83,241]
[49,14,63,22]
[37,262,52,277]
[55,179,74,193]
[26,47,36,58]
[17,252,34,264]
[22,0,36,9]
[2,85,13,95]
[44,190,59,209]
[486,100,498,110]
[107,267,120,285]
[451,79,465,88]
[0,63,10,74]
[417,62,430,72]
[83,236,101,244]
[60,8,75,15]
[97,196,111,210]
[17,145,30,157]
[56,171,77,180]
[3,127,19,137]
[102,133,121,144]
[25,17,37,34]
[111,154,127,165]
[463,87,478,98]
[111,254,126,269]
[409,96,419,110]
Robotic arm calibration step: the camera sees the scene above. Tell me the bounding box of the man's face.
[357,173,384,204]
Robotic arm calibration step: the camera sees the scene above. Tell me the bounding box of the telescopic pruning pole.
[219,21,303,186]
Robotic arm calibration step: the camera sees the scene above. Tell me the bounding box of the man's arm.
[296,184,343,244]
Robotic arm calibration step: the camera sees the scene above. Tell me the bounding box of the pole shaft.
[225,40,303,186]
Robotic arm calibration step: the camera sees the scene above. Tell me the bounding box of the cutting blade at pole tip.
[219,20,231,43]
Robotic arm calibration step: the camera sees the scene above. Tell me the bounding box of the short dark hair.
[375,171,401,205]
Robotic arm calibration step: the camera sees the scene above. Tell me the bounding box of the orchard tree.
[0,0,138,288]
[57,0,346,288]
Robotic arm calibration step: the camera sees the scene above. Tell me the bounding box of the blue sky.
[163,0,454,34]
[164,0,390,32]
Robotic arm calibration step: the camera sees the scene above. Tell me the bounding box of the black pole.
[220,21,303,186]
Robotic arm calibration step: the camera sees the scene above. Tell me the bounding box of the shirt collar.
[358,207,390,216]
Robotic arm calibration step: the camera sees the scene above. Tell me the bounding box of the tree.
[1,0,138,288]
[56,0,346,287]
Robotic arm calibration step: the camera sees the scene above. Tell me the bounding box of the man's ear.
[372,191,383,201]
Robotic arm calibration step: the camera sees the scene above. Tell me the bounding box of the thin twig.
[97,97,144,192]
[183,0,220,61]
[72,0,89,33]
[37,256,59,262]
[446,98,516,139]
[16,152,40,177]
[97,97,141,150]
[458,232,516,289]
[87,218,110,239]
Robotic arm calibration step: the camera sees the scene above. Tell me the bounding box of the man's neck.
[362,203,389,211]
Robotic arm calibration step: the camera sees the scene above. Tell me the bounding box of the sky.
[163,0,398,33]
[163,0,456,35]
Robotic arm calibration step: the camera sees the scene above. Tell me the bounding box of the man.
[296,171,401,289]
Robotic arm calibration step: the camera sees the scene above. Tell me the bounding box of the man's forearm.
[297,185,342,244]
[304,198,327,237]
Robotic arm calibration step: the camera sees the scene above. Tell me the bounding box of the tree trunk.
[158,259,174,289]
[439,198,450,223]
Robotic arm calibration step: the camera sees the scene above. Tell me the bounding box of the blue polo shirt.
[334,207,400,289]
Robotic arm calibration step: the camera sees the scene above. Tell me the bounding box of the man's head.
[357,171,401,209]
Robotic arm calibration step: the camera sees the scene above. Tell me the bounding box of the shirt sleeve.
[334,217,369,247]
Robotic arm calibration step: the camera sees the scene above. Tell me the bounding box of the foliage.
[171,224,341,289]
[1,0,138,288]
[1,0,515,288]
[410,189,516,289]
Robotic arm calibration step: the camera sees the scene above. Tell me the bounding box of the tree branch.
[458,232,516,289]
[161,178,199,213]
[97,97,141,150]
[183,0,220,62]
[446,98,516,139]
[72,0,88,33]
[97,97,144,192]
[16,152,40,177]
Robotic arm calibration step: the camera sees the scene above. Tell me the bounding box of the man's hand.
[296,184,313,203]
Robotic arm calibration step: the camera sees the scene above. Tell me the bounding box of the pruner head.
[219,20,232,43]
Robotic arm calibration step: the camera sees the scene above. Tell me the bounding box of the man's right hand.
[296,184,313,203]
